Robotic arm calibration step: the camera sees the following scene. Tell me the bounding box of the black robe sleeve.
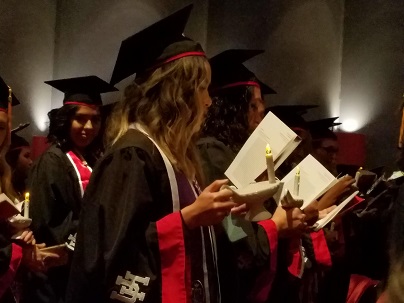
[197,137,236,185]
[216,217,279,303]
[66,144,185,303]
[27,147,81,245]
[0,231,22,299]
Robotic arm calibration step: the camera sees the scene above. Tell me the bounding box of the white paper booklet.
[278,155,338,209]
[277,154,358,230]
[313,190,359,231]
[225,112,301,188]
[0,193,20,219]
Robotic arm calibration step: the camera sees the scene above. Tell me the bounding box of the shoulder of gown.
[197,136,236,185]
[66,129,177,303]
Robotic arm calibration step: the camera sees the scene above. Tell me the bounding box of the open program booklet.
[0,193,21,219]
[276,155,358,231]
[225,111,301,188]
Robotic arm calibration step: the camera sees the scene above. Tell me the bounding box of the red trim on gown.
[0,243,23,298]
[310,230,332,267]
[156,212,188,303]
[66,151,92,193]
[248,219,278,303]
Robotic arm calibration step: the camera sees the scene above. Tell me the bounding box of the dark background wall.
[52,0,209,107]
[207,0,345,119]
[0,0,56,136]
[340,0,404,168]
[1,0,404,169]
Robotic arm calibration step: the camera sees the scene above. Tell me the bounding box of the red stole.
[0,244,22,298]
[66,151,92,196]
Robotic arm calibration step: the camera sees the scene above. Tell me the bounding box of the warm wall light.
[341,118,360,132]
[32,109,48,132]
[29,86,52,133]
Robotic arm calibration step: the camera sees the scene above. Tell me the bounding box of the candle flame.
[25,192,30,201]
[265,144,272,155]
[296,166,300,176]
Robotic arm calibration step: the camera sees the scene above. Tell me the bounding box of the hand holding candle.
[24,192,29,219]
[266,144,276,183]
[294,166,300,196]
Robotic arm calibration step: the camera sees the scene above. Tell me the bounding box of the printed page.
[225,112,300,188]
[280,155,336,209]
[313,190,359,231]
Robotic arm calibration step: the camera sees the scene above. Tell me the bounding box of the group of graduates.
[0,4,401,303]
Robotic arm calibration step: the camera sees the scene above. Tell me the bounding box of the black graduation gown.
[197,137,236,185]
[24,144,83,303]
[66,129,222,303]
[28,144,82,246]
[0,230,22,303]
[197,136,280,303]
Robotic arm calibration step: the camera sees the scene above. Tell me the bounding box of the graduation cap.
[110,4,205,85]
[267,105,318,130]
[11,122,30,134]
[209,49,276,95]
[0,77,20,111]
[45,75,117,107]
[308,117,340,140]
[308,117,341,130]
[7,123,30,153]
[9,133,30,151]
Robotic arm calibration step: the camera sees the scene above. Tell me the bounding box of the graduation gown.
[197,137,236,185]
[198,136,279,302]
[66,129,221,303]
[0,231,22,303]
[25,144,91,303]
[67,128,279,303]
[28,144,83,246]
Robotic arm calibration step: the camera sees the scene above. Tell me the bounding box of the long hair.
[47,105,103,166]
[202,85,253,153]
[0,118,18,200]
[106,56,209,180]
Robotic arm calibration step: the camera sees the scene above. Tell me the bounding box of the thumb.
[36,243,46,249]
[205,179,229,193]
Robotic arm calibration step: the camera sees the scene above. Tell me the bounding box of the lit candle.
[266,144,276,183]
[24,192,29,219]
[294,166,300,196]
[354,167,362,186]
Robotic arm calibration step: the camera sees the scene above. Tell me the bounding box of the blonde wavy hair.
[0,122,18,200]
[106,56,210,180]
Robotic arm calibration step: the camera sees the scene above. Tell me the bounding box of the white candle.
[24,192,29,219]
[266,144,276,183]
[294,166,300,196]
[354,167,362,186]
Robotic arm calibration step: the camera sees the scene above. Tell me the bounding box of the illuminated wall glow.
[29,85,53,132]
[341,118,359,132]
[328,96,341,118]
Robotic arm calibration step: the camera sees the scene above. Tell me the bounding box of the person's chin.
[77,138,94,148]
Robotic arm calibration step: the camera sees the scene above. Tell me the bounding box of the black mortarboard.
[308,117,341,130]
[8,123,30,152]
[11,122,30,134]
[9,133,29,151]
[45,75,117,107]
[110,4,205,85]
[209,49,276,95]
[0,77,20,111]
[267,105,318,130]
[308,117,340,140]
